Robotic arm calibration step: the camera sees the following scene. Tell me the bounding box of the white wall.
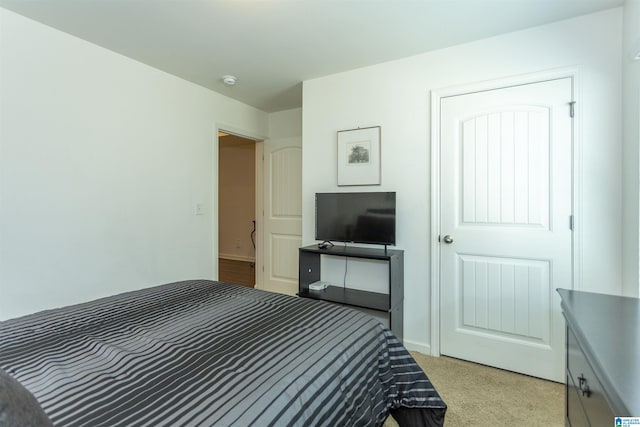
[0,8,268,320]
[302,9,623,352]
[622,0,640,297]
[268,108,303,139]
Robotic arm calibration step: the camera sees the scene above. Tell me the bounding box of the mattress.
[0,280,446,426]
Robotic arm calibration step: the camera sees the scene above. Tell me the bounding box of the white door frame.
[213,123,267,287]
[429,67,582,357]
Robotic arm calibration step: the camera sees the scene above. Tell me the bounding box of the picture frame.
[337,126,381,186]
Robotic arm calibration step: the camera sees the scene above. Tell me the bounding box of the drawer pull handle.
[578,374,591,398]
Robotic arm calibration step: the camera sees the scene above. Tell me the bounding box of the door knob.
[443,235,454,244]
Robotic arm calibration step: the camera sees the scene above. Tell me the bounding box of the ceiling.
[0,0,623,113]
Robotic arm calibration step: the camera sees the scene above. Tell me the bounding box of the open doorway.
[218,131,257,287]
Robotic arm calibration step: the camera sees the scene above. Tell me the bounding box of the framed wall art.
[337,126,381,186]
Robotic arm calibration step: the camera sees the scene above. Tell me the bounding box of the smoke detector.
[222,75,237,86]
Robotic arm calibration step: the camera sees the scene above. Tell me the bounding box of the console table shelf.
[297,286,389,312]
[298,244,403,341]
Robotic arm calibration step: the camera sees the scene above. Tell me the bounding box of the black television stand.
[298,244,404,341]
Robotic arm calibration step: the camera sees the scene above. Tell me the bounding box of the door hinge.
[569,215,574,230]
[569,101,576,118]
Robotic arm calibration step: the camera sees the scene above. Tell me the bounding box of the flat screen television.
[315,192,396,245]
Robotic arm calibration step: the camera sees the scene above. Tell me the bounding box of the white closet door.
[439,78,573,382]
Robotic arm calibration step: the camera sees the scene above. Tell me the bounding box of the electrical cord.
[250,220,256,249]
[249,220,256,270]
[343,242,348,287]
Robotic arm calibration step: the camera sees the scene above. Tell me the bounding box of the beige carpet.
[385,352,564,426]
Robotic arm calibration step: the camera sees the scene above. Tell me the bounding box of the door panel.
[458,254,550,342]
[461,108,550,227]
[440,78,572,382]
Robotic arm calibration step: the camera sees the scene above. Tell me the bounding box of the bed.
[0,280,446,426]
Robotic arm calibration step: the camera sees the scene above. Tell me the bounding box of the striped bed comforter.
[0,280,446,426]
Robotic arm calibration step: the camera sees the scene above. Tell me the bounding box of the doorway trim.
[429,67,582,357]
[214,123,266,287]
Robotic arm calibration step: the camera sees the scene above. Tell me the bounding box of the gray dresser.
[558,289,640,426]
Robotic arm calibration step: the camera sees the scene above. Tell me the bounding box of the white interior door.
[439,78,573,382]
[260,136,302,295]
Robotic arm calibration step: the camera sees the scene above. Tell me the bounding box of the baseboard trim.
[402,339,432,356]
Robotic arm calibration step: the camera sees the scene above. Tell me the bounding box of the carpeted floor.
[385,352,564,426]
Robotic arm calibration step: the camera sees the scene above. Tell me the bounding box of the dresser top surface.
[557,289,640,416]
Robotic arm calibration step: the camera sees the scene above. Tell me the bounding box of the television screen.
[315,192,396,245]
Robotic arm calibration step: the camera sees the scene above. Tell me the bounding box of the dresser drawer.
[567,374,589,427]
[567,327,614,426]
